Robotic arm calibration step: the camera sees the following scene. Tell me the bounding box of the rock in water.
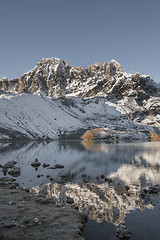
[8,167,21,177]
[66,197,74,204]
[31,159,41,167]
[47,164,64,169]
[116,223,131,239]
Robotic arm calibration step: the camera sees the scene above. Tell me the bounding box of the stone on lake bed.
[37,198,54,204]
[116,223,131,239]
[8,167,21,177]
[148,185,160,194]
[2,168,8,175]
[47,166,56,169]
[55,164,64,169]
[47,164,64,169]
[23,219,30,224]
[8,201,16,205]
[33,217,39,223]
[43,163,50,168]
[31,159,41,167]
[3,161,17,169]
[66,197,74,204]
[105,177,112,183]
[125,185,130,191]
[153,189,158,193]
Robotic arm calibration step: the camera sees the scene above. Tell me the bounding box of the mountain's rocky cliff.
[0,58,160,140]
[1,58,159,99]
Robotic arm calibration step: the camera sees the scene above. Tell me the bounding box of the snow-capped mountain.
[0,58,160,140]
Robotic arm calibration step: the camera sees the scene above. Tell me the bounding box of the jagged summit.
[0,57,159,99]
[0,57,160,141]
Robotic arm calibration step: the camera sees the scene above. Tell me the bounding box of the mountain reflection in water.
[0,140,160,225]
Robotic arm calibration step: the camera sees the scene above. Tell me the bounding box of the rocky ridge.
[1,58,160,99]
[0,58,160,140]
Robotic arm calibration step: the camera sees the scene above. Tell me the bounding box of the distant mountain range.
[0,58,160,140]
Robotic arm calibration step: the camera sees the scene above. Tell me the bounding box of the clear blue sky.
[0,0,160,82]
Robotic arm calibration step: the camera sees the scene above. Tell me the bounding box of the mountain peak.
[38,57,61,65]
[0,57,160,140]
[0,57,159,99]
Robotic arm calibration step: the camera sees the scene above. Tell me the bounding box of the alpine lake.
[0,140,160,240]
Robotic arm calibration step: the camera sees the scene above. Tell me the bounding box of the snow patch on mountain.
[0,94,123,140]
[0,57,160,140]
[0,93,156,140]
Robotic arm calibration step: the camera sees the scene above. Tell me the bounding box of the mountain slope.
[0,58,160,140]
[0,93,158,140]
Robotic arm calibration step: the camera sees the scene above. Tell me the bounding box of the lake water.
[0,140,160,239]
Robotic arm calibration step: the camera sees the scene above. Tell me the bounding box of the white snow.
[0,57,159,139]
[0,93,127,140]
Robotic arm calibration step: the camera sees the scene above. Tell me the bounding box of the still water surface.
[0,140,160,239]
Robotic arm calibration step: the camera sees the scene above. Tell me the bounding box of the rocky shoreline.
[0,177,87,240]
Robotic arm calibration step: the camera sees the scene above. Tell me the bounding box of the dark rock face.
[1,58,159,100]
[0,58,70,98]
